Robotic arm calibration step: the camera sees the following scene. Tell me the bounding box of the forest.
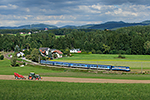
[1,25,150,55]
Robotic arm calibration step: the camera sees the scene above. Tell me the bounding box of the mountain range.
[1,20,150,30]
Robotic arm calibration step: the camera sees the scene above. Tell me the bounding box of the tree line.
[1,25,150,55]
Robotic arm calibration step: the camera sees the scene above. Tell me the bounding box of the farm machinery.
[28,72,42,80]
[14,73,26,79]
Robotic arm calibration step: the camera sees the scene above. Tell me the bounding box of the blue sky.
[0,0,150,27]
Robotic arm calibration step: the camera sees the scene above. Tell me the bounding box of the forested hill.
[0,20,150,30]
[0,24,58,30]
[1,25,150,55]
[87,21,148,29]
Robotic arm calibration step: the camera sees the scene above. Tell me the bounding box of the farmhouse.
[39,47,50,56]
[70,49,81,53]
[39,48,63,58]
[17,52,25,57]
[51,49,63,58]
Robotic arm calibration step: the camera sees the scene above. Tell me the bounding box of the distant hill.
[60,21,150,30]
[0,23,58,30]
[87,21,149,30]
[0,20,150,30]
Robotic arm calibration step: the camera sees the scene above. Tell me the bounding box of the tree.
[48,50,52,59]
[0,55,4,60]
[91,49,96,54]
[11,53,17,67]
[14,45,20,52]
[102,44,110,54]
[31,48,40,62]
[144,41,150,54]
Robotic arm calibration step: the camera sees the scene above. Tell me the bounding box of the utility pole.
[141,62,143,73]
[97,61,98,73]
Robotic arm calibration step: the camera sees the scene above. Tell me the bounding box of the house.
[39,48,63,58]
[22,49,26,51]
[44,28,48,31]
[39,47,50,56]
[17,52,25,57]
[51,49,63,58]
[28,32,31,35]
[70,49,81,53]
[20,32,25,34]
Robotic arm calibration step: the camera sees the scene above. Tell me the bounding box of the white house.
[51,49,63,58]
[28,32,31,35]
[17,52,25,57]
[39,47,50,56]
[70,49,81,53]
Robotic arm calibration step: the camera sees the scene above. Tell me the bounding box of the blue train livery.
[40,60,130,71]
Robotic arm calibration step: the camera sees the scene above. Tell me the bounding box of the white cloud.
[26,8,30,12]
[0,4,18,9]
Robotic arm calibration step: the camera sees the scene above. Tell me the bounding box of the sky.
[0,0,150,27]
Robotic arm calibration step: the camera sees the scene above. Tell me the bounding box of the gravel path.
[0,75,150,83]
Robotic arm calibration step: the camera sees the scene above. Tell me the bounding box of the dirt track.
[0,75,150,83]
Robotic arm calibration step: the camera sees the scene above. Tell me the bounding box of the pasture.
[0,80,150,100]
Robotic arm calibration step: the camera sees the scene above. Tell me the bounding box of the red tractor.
[14,73,26,79]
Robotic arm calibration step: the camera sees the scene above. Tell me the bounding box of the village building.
[70,49,81,53]
[39,47,63,58]
[17,52,25,57]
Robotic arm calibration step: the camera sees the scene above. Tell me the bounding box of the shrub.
[25,55,31,59]
[96,50,102,54]
[88,52,92,54]
[118,54,125,59]
[118,50,126,54]
[0,55,4,60]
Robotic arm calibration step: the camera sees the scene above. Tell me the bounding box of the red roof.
[53,50,63,54]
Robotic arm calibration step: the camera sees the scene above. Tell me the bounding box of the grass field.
[54,54,150,69]
[1,53,150,100]
[0,80,150,100]
[1,58,150,80]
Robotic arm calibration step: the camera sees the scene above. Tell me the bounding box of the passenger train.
[40,60,130,71]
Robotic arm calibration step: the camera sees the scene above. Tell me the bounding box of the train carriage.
[111,66,130,71]
[70,63,88,68]
[98,65,112,70]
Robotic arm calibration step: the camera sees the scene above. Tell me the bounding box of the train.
[40,60,130,71]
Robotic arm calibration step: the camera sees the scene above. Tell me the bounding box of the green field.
[1,58,150,80]
[0,80,150,100]
[54,54,150,69]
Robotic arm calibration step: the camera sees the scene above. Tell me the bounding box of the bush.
[109,50,117,54]
[91,49,96,54]
[118,50,126,54]
[25,55,31,59]
[118,54,125,59]
[96,50,102,54]
[88,52,92,54]
[53,54,58,59]
[81,52,88,54]
[0,55,4,60]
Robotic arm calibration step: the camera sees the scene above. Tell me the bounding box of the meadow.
[54,54,150,69]
[0,80,150,100]
[0,58,150,80]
